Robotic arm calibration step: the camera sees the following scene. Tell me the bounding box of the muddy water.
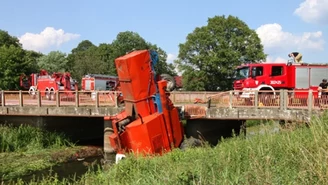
[4,154,115,184]
[21,156,102,182]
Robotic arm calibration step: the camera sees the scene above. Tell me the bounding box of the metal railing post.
[283,90,288,110]
[254,90,258,109]
[189,93,191,103]
[114,91,118,108]
[229,91,233,109]
[95,91,99,108]
[37,91,41,107]
[308,89,313,112]
[19,90,23,107]
[1,90,5,107]
[56,91,60,107]
[279,89,284,110]
[172,91,176,104]
[75,91,79,107]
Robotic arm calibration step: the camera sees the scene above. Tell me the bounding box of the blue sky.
[1,0,327,63]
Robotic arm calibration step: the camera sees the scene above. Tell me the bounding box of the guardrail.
[0,89,326,110]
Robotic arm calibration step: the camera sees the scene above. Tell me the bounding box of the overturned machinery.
[104,50,245,163]
[104,50,184,161]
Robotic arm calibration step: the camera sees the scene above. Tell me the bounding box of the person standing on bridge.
[319,79,328,99]
[288,52,303,64]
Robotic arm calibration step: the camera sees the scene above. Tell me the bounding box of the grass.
[0,124,72,153]
[4,114,328,184]
[0,124,78,181]
[82,114,328,185]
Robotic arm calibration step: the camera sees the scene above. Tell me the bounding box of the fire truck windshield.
[234,67,249,80]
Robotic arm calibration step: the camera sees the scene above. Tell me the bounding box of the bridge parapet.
[0,90,326,120]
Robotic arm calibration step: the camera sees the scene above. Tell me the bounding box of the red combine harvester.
[233,62,328,100]
[20,69,78,100]
[104,50,184,162]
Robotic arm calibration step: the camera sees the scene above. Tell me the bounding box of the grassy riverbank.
[4,114,328,184]
[0,124,102,181]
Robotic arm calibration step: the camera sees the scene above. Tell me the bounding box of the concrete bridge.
[0,89,325,144]
[0,89,325,122]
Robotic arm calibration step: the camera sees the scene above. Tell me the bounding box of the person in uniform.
[288,52,303,64]
[319,79,328,98]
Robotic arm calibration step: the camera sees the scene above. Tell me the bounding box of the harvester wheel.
[160,74,176,92]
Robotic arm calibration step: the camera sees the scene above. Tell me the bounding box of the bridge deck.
[0,90,325,121]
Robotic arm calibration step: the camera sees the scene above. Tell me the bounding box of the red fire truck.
[233,62,328,98]
[81,74,119,91]
[20,70,78,100]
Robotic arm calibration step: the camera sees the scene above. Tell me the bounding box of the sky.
[1,0,328,64]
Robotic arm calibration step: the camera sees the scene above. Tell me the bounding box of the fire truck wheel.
[28,87,37,99]
[50,91,55,101]
[45,91,50,100]
[160,74,176,92]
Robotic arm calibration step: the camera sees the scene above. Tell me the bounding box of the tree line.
[0,15,266,91]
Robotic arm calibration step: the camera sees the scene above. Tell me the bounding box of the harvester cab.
[106,50,184,163]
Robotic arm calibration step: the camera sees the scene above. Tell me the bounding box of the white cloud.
[265,56,288,63]
[19,27,80,52]
[294,0,328,24]
[256,23,325,53]
[167,53,177,63]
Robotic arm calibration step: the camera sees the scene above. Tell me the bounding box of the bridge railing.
[170,89,327,110]
[0,89,327,110]
[0,90,121,108]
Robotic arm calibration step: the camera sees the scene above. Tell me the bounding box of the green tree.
[24,50,43,74]
[69,32,176,81]
[71,45,108,79]
[0,30,21,48]
[0,30,43,90]
[0,45,27,89]
[71,40,95,54]
[37,51,69,73]
[109,31,176,76]
[149,44,177,76]
[175,15,266,91]
[97,43,114,74]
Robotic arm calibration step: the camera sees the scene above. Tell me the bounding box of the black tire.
[160,74,176,92]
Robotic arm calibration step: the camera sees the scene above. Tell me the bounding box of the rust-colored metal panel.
[183,105,207,119]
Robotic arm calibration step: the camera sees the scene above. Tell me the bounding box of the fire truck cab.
[233,62,328,98]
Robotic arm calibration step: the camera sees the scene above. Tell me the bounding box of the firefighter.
[319,79,328,97]
[288,52,303,64]
[318,79,328,107]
